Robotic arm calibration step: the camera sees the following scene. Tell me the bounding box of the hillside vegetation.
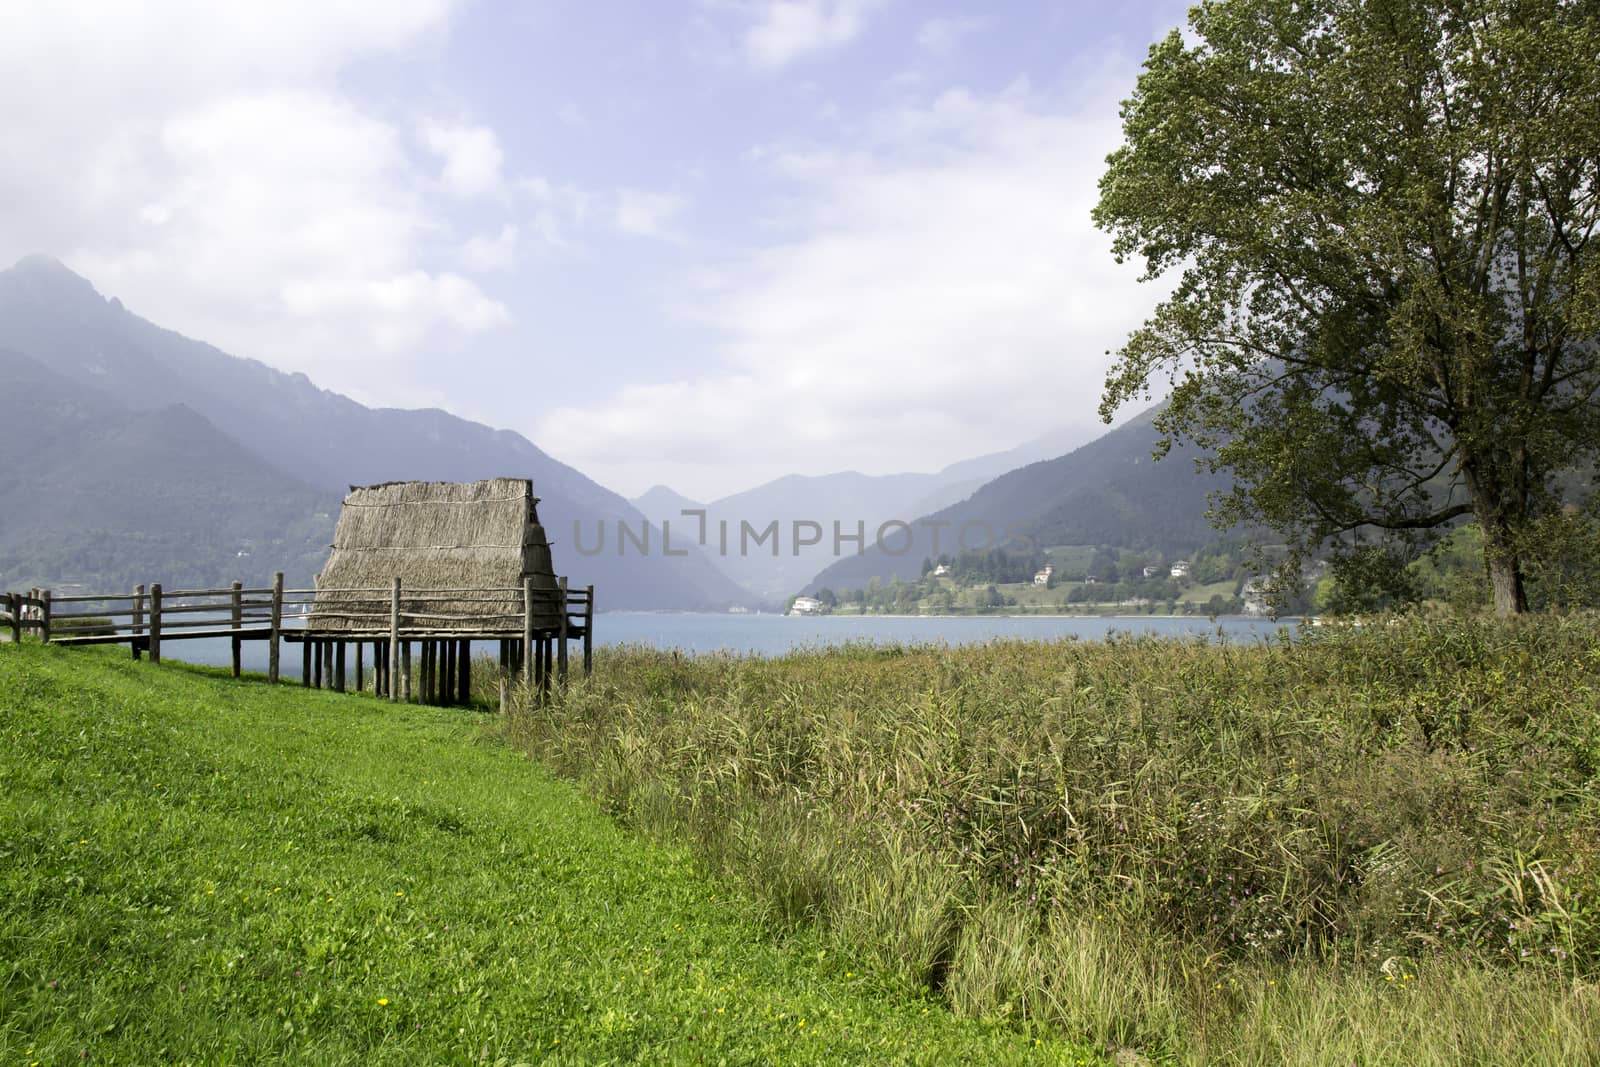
[511,621,1600,1065]
[0,643,1088,1064]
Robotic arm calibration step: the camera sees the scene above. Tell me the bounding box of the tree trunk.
[1481,519,1529,616]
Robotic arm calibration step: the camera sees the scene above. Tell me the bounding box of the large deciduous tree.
[1095,0,1600,614]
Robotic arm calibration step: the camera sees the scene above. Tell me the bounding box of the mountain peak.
[6,254,103,301]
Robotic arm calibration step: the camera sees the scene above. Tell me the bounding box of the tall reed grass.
[506,620,1600,1063]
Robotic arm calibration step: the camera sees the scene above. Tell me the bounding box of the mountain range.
[628,425,1096,602]
[803,405,1234,594]
[0,255,747,608]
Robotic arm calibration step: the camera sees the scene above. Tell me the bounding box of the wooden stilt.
[335,641,346,693]
[498,640,508,713]
[132,584,145,661]
[583,584,594,677]
[459,639,471,705]
[314,639,323,689]
[230,581,242,678]
[303,638,312,688]
[557,577,569,691]
[401,641,412,703]
[389,577,402,704]
[268,573,283,685]
[355,641,364,693]
[149,584,162,665]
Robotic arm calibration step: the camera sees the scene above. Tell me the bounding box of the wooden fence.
[1,574,594,709]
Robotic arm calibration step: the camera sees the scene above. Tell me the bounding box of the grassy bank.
[0,642,1092,1064]
[508,620,1600,1064]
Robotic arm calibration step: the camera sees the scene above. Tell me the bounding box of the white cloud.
[460,224,519,271]
[613,189,687,240]
[710,0,886,70]
[417,119,506,198]
[915,15,986,55]
[0,1,514,403]
[540,82,1162,498]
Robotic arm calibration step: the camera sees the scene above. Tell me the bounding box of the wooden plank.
[52,627,273,647]
[149,585,162,665]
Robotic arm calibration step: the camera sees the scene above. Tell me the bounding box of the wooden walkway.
[1,574,593,708]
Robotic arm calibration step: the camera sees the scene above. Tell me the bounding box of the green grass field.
[0,642,1094,1065]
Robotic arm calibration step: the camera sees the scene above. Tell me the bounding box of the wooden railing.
[3,574,595,690]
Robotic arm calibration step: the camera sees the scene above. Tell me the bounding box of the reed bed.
[506,619,1600,1063]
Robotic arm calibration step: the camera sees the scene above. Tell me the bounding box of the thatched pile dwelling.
[309,478,563,633]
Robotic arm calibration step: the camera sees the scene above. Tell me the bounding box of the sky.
[0,0,1193,501]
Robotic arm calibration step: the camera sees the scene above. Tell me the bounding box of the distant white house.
[1242,577,1272,615]
[1033,564,1053,586]
[1170,560,1192,579]
[789,596,824,616]
[932,563,951,577]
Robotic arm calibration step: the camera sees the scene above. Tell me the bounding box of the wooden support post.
[440,640,452,706]
[268,573,283,685]
[389,577,401,704]
[498,640,508,713]
[40,589,51,644]
[583,584,594,677]
[401,641,412,703]
[375,642,386,698]
[542,637,553,702]
[132,584,145,661]
[149,584,162,665]
[459,639,472,705]
[324,640,335,690]
[557,577,569,691]
[335,641,346,693]
[522,576,535,689]
[6,592,17,645]
[314,639,323,689]
[230,581,243,678]
[355,641,364,693]
[419,640,429,704]
[302,636,312,687]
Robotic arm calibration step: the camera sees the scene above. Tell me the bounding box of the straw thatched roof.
[308,478,562,633]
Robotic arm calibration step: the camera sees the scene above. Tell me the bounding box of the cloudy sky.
[1,0,1191,500]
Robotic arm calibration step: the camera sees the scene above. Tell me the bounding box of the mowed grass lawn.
[0,643,1092,1065]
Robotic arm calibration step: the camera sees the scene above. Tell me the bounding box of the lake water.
[158,612,1296,680]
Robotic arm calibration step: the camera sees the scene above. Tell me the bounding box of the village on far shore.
[785,542,1325,618]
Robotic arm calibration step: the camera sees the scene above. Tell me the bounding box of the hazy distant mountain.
[803,406,1230,594]
[0,347,338,591]
[630,485,704,529]
[647,424,1100,603]
[0,255,749,610]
